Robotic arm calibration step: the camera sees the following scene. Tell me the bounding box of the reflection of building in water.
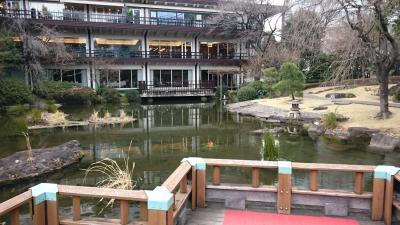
[88,103,247,159]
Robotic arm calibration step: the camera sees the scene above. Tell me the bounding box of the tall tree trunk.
[377,66,391,118]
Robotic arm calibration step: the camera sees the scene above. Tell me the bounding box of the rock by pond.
[369,133,400,153]
[0,140,83,186]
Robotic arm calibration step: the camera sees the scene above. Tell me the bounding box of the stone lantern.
[288,99,302,120]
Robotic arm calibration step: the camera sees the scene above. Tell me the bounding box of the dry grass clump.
[83,140,137,212]
[41,111,68,125]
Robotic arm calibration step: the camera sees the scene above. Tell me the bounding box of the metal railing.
[72,49,248,60]
[0,9,242,29]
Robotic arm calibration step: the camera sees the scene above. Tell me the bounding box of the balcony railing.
[72,50,248,60]
[0,9,238,29]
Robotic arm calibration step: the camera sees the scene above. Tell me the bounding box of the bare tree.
[0,17,72,87]
[211,0,290,79]
[331,0,399,118]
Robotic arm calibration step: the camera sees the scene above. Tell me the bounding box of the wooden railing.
[161,160,193,221]
[0,158,398,225]
[58,185,148,225]
[203,158,398,225]
[0,191,32,225]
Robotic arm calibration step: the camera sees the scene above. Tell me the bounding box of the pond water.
[0,100,397,221]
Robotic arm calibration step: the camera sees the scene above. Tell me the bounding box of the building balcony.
[139,81,216,98]
[72,50,248,65]
[0,9,242,32]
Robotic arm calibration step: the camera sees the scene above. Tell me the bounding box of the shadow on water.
[0,100,393,220]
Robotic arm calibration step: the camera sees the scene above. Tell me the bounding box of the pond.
[0,100,397,221]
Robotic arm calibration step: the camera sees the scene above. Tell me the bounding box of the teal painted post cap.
[182,157,206,170]
[278,161,292,174]
[30,183,58,205]
[146,186,173,211]
[374,165,400,181]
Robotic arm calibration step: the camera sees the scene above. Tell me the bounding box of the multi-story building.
[1,0,281,99]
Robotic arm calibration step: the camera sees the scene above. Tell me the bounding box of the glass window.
[62,69,75,83]
[161,70,171,86]
[75,69,83,84]
[120,70,132,88]
[132,70,138,87]
[99,70,108,86]
[182,70,189,87]
[108,70,119,88]
[153,70,161,86]
[172,70,182,87]
[48,69,61,81]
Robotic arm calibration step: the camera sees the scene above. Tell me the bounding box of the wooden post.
[72,196,81,221]
[140,201,148,221]
[148,208,173,225]
[197,168,206,208]
[383,177,394,225]
[30,183,59,225]
[32,200,45,225]
[310,170,318,191]
[354,172,364,194]
[252,167,260,188]
[277,161,292,215]
[147,186,174,225]
[212,166,220,185]
[120,200,129,225]
[46,198,59,225]
[10,208,20,225]
[180,175,188,193]
[371,178,385,220]
[191,166,197,210]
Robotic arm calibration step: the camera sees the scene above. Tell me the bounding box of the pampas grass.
[83,140,137,213]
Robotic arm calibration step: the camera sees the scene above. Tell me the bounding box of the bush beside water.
[237,86,258,102]
[0,77,31,107]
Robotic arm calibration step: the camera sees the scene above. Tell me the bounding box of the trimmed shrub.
[96,86,121,104]
[0,77,31,107]
[394,88,400,102]
[34,81,76,100]
[122,89,141,102]
[34,81,97,105]
[248,81,269,98]
[61,87,97,104]
[237,86,257,102]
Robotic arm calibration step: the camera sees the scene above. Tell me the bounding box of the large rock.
[308,123,325,136]
[0,140,83,186]
[369,133,400,152]
[348,127,379,139]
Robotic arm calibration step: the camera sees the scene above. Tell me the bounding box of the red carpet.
[223,210,359,225]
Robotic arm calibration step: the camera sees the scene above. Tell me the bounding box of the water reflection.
[0,101,395,219]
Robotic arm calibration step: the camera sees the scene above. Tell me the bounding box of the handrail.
[203,158,376,172]
[0,9,244,30]
[162,161,192,192]
[58,185,148,201]
[72,50,248,60]
[0,190,32,217]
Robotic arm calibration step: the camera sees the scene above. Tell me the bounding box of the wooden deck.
[186,206,386,225]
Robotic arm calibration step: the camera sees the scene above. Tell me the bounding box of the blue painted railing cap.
[30,183,58,204]
[182,157,206,170]
[146,186,173,211]
[278,161,292,174]
[374,165,400,181]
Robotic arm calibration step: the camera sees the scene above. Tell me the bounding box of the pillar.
[30,183,59,225]
[277,161,292,215]
[147,186,174,225]
[372,166,399,223]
